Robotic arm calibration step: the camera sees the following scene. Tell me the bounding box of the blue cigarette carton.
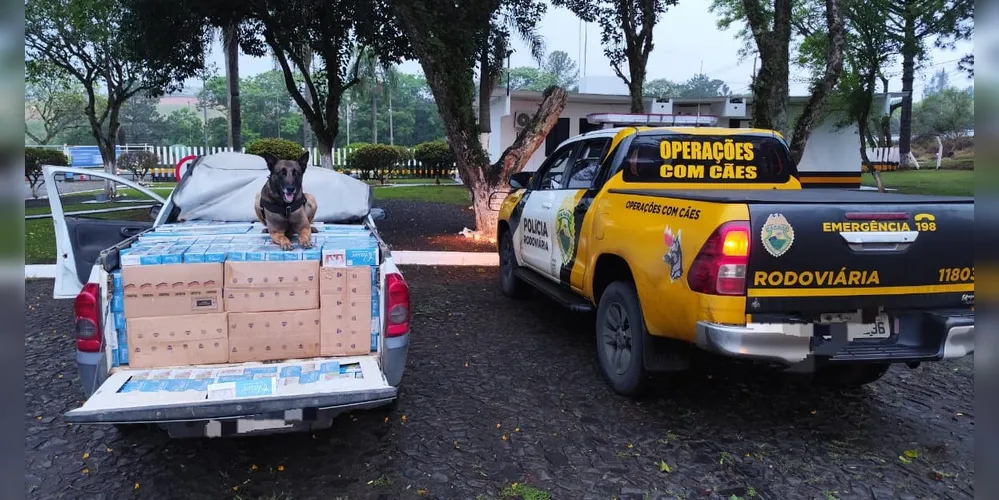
[113,312,126,332]
[244,245,268,262]
[202,245,227,263]
[182,244,209,263]
[159,244,190,265]
[111,271,123,292]
[118,328,129,365]
[226,247,247,262]
[302,247,321,261]
[194,236,217,245]
[110,292,124,313]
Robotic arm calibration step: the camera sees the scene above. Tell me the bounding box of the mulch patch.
[374,199,495,252]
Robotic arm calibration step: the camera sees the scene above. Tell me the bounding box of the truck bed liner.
[608,188,972,204]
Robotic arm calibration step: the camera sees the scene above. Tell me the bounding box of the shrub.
[117,151,159,182]
[350,144,404,181]
[24,147,69,199]
[413,141,455,182]
[246,138,305,160]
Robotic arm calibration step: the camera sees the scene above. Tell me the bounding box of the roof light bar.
[586,113,718,127]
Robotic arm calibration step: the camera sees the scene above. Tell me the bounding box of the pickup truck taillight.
[74,283,103,353]
[687,221,751,296]
[385,273,411,337]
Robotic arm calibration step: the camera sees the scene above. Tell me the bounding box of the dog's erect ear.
[260,153,279,173]
[297,151,310,170]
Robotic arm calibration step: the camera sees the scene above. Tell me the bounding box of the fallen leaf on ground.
[82,452,89,460]
[657,460,672,473]
[903,449,919,459]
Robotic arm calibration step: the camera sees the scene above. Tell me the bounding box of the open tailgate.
[65,357,394,424]
[744,191,974,313]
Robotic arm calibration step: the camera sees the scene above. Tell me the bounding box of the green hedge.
[246,138,305,160]
[118,151,159,181]
[413,141,454,179]
[349,144,407,180]
[25,147,70,170]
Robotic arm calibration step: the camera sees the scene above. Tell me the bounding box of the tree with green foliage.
[554,0,678,112]
[710,0,845,164]
[117,150,159,182]
[413,140,456,184]
[543,51,580,91]
[870,0,973,166]
[349,143,405,182]
[246,137,306,159]
[24,68,88,145]
[504,67,560,92]
[126,0,410,170]
[26,0,192,199]
[797,0,898,190]
[913,87,973,144]
[644,74,733,100]
[476,2,548,152]
[392,0,569,236]
[25,147,70,199]
[119,94,167,145]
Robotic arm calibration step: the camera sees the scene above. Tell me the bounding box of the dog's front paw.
[279,240,294,251]
[300,237,313,249]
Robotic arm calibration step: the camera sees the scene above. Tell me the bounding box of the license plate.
[847,313,891,340]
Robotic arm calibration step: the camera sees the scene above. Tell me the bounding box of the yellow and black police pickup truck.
[497,123,974,396]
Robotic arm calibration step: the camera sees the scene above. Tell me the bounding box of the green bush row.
[245,137,456,179]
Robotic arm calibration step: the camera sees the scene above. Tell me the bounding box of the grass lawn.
[373,185,471,205]
[26,208,152,265]
[364,178,457,186]
[861,169,973,196]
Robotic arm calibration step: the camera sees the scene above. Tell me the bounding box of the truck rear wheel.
[499,230,528,299]
[812,363,891,388]
[595,281,648,396]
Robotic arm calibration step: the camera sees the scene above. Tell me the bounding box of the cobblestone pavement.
[25,269,974,500]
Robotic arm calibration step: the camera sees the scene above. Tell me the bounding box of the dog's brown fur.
[255,152,318,250]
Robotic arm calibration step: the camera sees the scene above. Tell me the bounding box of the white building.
[481,88,903,188]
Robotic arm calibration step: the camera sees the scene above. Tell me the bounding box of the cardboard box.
[319,292,372,356]
[228,310,321,362]
[345,266,373,296]
[320,267,348,296]
[224,261,320,312]
[125,313,229,368]
[320,305,369,356]
[122,263,223,318]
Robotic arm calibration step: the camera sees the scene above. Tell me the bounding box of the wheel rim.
[500,235,515,283]
[602,302,632,376]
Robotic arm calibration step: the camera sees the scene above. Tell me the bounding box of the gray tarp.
[171,152,372,223]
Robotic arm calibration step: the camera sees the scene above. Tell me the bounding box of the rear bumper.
[695,309,974,368]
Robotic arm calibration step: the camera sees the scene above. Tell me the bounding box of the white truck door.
[516,142,580,275]
[41,166,167,299]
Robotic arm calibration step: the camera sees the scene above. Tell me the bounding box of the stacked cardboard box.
[225,260,321,362]
[121,263,228,368]
[110,222,381,369]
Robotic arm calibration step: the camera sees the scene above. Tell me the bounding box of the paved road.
[25,269,975,500]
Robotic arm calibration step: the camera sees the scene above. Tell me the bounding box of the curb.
[24,250,499,280]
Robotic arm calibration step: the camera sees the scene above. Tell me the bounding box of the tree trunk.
[223,21,242,150]
[316,139,334,170]
[898,5,916,167]
[788,0,844,165]
[492,86,569,179]
[371,91,378,144]
[628,79,645,113]
[478,46,493,154]
[303,51,314,154]
[745,0,792,134]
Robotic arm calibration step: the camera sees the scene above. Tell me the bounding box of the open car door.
[42,166,167,299]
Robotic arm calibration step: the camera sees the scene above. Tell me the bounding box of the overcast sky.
[200,2,973,100]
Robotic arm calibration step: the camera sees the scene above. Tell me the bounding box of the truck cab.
[497,121,974,396]
[44,155,411,438]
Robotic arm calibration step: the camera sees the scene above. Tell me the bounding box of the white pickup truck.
[43,154,411,438]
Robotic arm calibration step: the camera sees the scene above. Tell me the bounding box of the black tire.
[499,230,528,299]
[812,363,891,388]
[595,281,649,396]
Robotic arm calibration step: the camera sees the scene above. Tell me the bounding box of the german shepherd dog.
[254,152,318,250]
